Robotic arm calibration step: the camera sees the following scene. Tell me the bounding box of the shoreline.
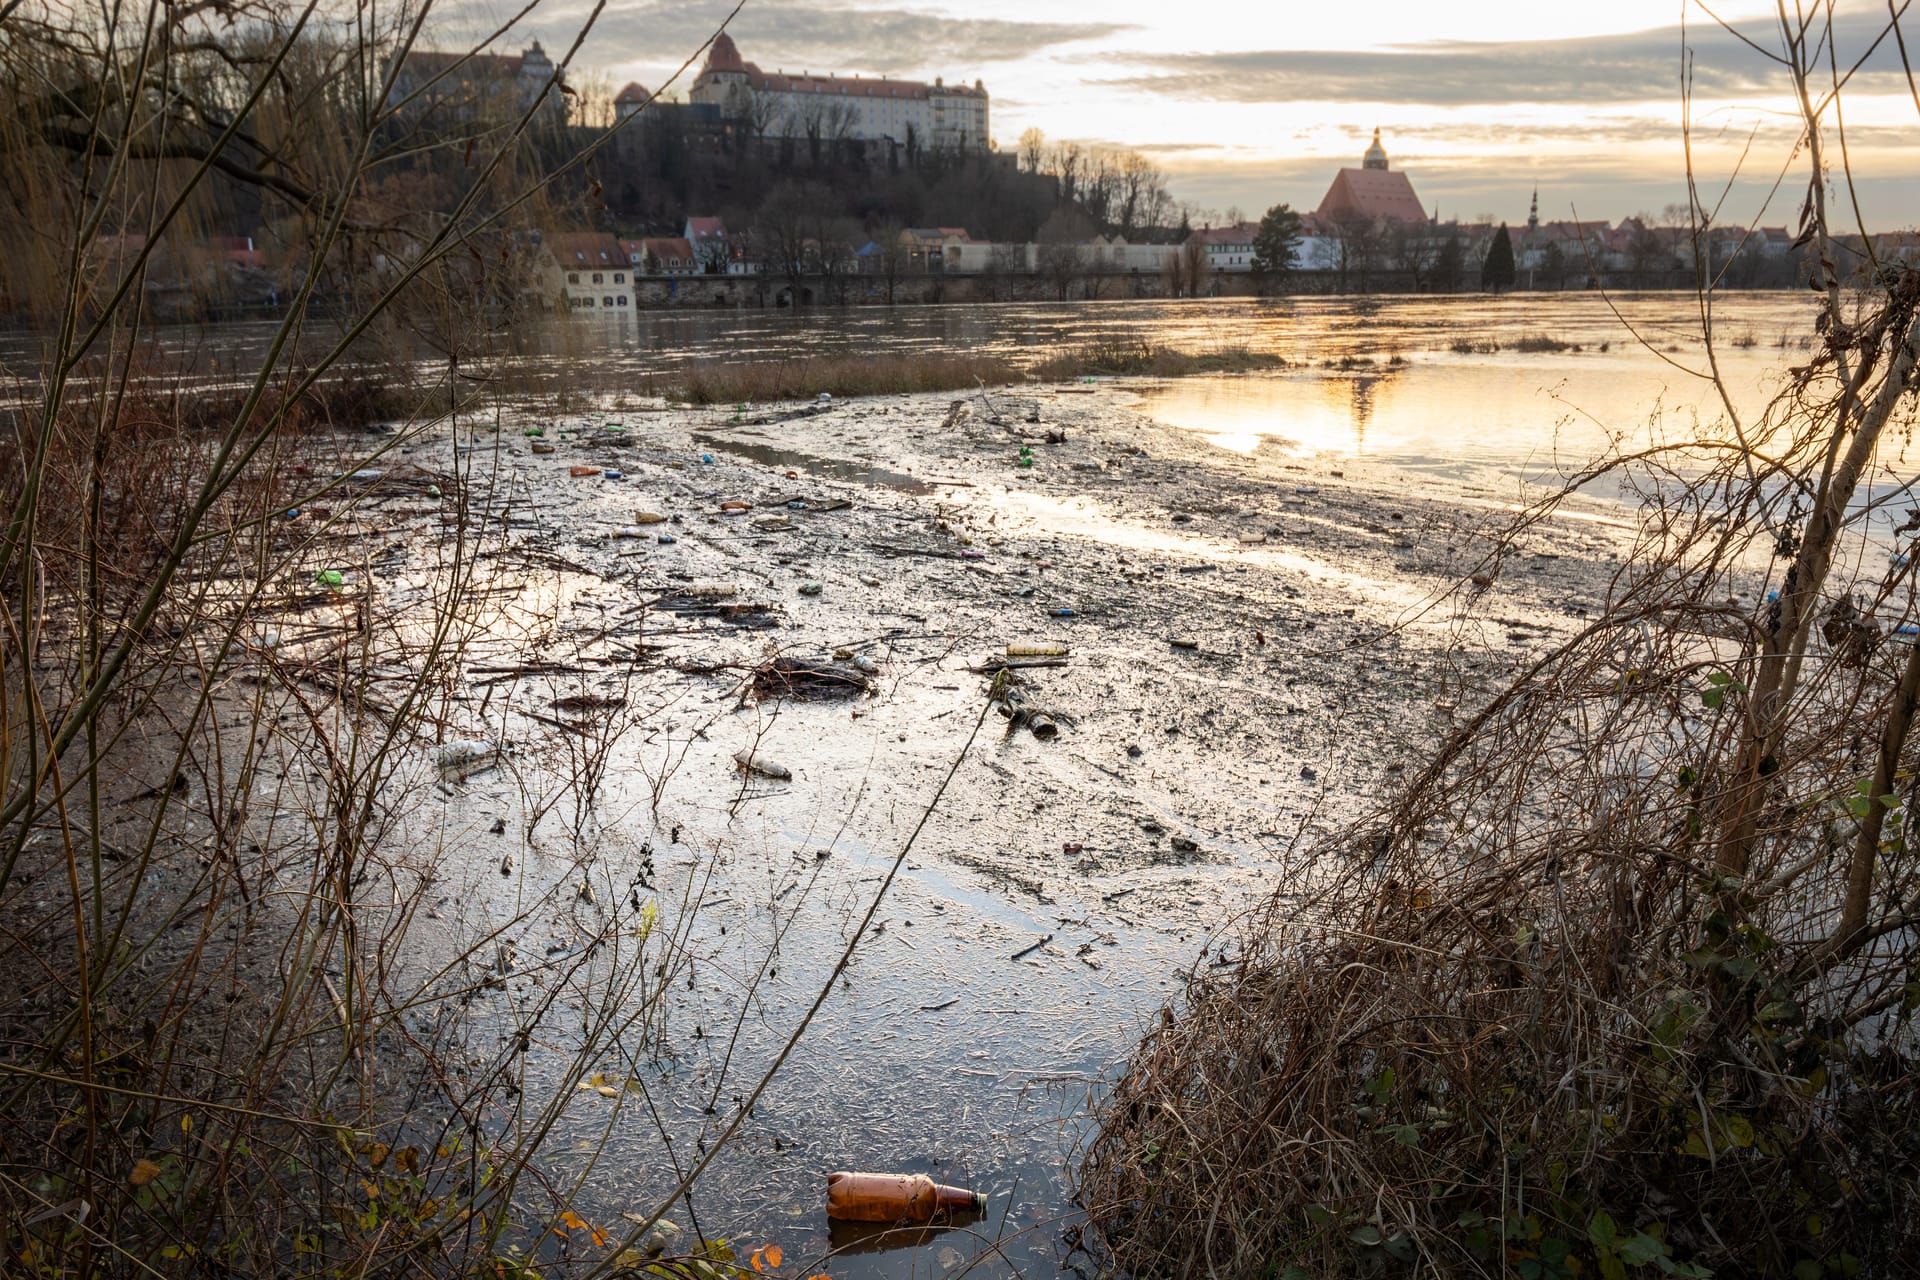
[385,379,1633,1271]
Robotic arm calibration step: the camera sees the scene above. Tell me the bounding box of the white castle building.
[689,34,989,152]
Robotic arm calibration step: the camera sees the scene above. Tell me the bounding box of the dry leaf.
[129,1158,161,1186]
[764,1243,784,1268]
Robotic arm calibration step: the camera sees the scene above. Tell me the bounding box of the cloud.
[1090,10,1920,106]
[532,0,1127,77]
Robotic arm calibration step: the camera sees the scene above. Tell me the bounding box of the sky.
[497,0,1920,229]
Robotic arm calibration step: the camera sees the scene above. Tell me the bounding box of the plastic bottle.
[825,1172,984,1223]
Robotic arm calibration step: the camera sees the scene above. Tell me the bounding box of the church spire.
[1363,127,1388,171]
[1528,187,1539,231]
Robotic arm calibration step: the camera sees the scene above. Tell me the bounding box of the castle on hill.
[675,34,989,152]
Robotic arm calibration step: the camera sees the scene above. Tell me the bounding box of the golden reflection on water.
[1132,345,1790,471]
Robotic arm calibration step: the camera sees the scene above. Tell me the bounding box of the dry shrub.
[1078,272,1920,1275]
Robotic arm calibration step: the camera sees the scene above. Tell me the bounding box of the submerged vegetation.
[666,352,1022,403]
[1078,10,1920,1279]
[661,339,1289,403]
[1029,337,1288,379]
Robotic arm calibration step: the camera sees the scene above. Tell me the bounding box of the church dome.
[706,33,746,73]
[1363,127,1388,171]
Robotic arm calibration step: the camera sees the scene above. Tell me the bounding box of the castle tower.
[1363,127,1389,171]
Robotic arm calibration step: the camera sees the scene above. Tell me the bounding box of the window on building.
[602,296,613,306]
[592,272,603,284]
[582,297,594,307]
[568,272,579,284]
[617,296,628,306]
[614,273,624,283]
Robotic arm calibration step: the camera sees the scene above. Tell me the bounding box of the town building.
[689,34,989,152]
[683,217,730,272]
[614,82,649,121]
[537,231,633,311]
[1192,223,1261,272]
[1315,129,1428,226]
[386,41,567,127]
[625,237,697,276]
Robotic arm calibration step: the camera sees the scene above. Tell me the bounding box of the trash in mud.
[1170,637,1199,650]
[753,515,796,532]
[1028,711,1060,740]
[657,534,677,545]
[603,469,623,480]
[569,465,598,477]
[611,526,649,539]
[1007,641,1068,657]
[825,1171,984,1223]
[435,739,503,780]
[720,499,752,511]
[551,694,627,712]
[749,656,873,700]
[677,584,737,601]
[733,748,791,780]
[314,569,345,589]
[530,441,556,454]
[798,581,824,596]
[632,510,669,524]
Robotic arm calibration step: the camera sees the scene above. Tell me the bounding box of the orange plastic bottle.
[825,1171,985,1222]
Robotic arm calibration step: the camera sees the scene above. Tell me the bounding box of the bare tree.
[1018,126,1046,174]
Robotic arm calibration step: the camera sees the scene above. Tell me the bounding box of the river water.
[3,291,1825,483]
[4,292,1856,1276]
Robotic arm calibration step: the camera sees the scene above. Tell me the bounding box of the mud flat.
[316,380,1633,1275]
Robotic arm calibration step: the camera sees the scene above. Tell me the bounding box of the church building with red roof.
[1316,130,1430,227]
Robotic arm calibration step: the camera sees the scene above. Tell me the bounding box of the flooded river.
[4,292,1825,485]
[4,293,1847,1276]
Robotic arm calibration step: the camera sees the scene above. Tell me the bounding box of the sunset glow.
[518,0,1919,226]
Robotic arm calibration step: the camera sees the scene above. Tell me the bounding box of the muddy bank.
[296,372,1630,1276]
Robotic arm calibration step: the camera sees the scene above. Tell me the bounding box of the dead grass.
[1077,267,1920,1277]
[1030,337,1287,379]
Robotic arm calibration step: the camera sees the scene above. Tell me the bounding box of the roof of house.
[685,217,727,240]
[542,232,625,267]
[1316,168,1428,226]
[614,81,649,104]
[1192,223,1259,247]
[642,237,695,261]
